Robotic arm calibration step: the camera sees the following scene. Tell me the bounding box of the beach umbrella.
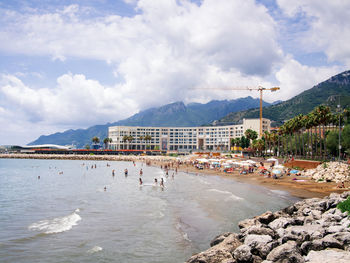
[272,169,282,174]
[290,170,299,174]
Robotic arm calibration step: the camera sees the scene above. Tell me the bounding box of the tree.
[127,136,134,149]
[341,124,350,155]
[92,136,100,149]
[144,134,152,149]
[239,136,249,149]
[85,144,90,149]
[252,139,265,156]
[139,136,144,150]
[92,136,100,144]
[245,129,258,146]
[103,137,112,149]
[326,131,338,156]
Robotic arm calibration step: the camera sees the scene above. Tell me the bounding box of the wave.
[208,189,243,201]
[87,246,103,254]
[28,209,81,234]
[175,222,191,243]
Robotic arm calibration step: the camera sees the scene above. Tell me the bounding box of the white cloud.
[277,0,350,67]
[0,0,348,145]
[0,73,138,126]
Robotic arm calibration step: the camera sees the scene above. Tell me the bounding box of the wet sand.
[1,153,347,199]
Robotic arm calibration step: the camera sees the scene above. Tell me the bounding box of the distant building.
[108,118,270,151]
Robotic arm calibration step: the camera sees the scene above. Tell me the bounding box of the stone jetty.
[301,162,350,183]
[186,191,350,263]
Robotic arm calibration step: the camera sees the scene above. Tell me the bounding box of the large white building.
[108,118,270,151]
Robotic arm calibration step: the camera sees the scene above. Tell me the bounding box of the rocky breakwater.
[186,192,350,263]
[301,162,350,183]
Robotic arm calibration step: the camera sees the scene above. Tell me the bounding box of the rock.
[284,225,325,243]
[304,249,350,263]
[268,217,294,230]
[321,235,343,249]
[210,232,232,247]
[243,226,276,238]
[328,232,350,245]
[244,234,274,258]
[256,211,276,225]
[186,233,241,263]
[300,240,324,255]
[327,225,345,234]
[233,244,252,262]
[266,241,304,263]
[238,218,261,229]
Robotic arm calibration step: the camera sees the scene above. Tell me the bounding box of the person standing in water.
[124,168,128,176]
[139,169,143,176]
[154,178,158,185]
[112,169,115,177]
[160,178,164,187]
[139,178,143,185]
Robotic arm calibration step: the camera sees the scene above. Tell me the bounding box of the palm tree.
[127,135,134,150]
[144,134,152,150]
[92,136,100,149]
[122,135,128,150]
[245,129,258,147]
[139,135,144,150]
[103,137,112,149]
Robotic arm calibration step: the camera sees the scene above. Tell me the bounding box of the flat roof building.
[108,118,270,152]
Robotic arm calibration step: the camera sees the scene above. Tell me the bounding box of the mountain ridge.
[217,70,350,126]
[29,96,270,148]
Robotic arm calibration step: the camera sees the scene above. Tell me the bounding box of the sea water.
[0,159,299,263]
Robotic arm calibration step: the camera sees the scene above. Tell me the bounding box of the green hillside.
[218,70,350,126]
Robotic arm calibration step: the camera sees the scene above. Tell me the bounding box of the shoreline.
[1,153,347,199]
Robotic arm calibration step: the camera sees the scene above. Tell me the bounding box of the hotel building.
[108,118,270,151]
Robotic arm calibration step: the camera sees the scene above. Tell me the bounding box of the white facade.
[108,118,270,151]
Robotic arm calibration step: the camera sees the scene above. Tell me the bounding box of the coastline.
[1,153,347,199]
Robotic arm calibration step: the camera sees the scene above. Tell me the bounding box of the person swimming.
[154,178,158,185]
[104,186,107,191]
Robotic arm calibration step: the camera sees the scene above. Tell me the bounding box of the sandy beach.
[1,153,347,199]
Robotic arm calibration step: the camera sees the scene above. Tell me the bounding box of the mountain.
[29,96,271,148]
[217,70,350,127]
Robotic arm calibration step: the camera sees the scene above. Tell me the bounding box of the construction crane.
[191,86,280,137]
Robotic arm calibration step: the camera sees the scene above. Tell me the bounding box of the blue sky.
[0,0,349,145]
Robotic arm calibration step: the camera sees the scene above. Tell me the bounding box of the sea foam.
[87,246,103,254]
[28,209,81,234]
[208,189,243,201]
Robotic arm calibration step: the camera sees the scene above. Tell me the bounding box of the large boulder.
[244,234,275,258]
[268,217,295,230]
[304,249,350,263]
[233,244,253,262]
[266,241,304,263]
[186,233,241,263]
[210,232,232,247]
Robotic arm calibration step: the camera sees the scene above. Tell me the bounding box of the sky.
[1,0,350,145]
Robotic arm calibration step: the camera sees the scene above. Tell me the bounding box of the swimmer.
[112,169,115,177]
[124,168,128,176]
[139,178,143,185]
[154,178,158,185]
[38,176,40,179]
[104,186,107,191]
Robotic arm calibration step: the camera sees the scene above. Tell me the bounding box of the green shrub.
[323,162,328,169]
[337,197,350,215]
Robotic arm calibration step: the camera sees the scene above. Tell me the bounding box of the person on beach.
[139,178,143,185]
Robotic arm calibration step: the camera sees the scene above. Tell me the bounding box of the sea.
[0,158,299,263]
